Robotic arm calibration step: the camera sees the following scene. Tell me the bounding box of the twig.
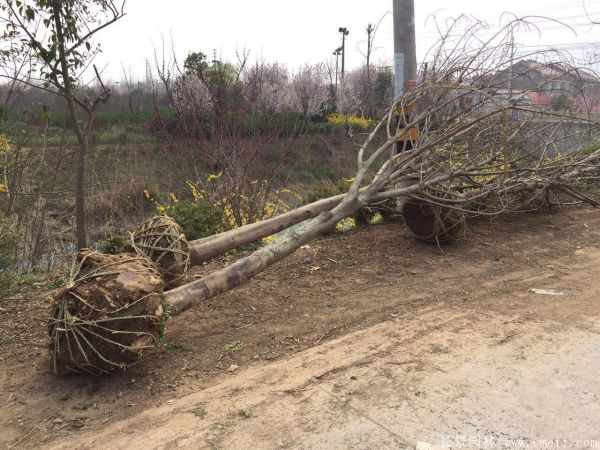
[7,427,37,450]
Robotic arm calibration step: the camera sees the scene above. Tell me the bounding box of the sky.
[95,0,600,81]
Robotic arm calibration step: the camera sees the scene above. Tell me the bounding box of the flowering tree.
[290,63,328,118]
[153,52,298,227]
[337,68,367,115]
[243,62,291,114]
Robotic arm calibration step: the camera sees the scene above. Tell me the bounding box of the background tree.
[290,63,328,119]
[0,0,126,248]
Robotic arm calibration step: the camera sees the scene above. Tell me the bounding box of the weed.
[277,439,300,448]
[223,341,244,352]
[193,405,208,419]
[239,407,254,419]
[158,295,174,340]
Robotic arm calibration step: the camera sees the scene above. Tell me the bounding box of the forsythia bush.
[145,175,302,242]
[327,113,373,130]
[0,215,19,270]
[0,134,11,193]
[144,189,226,241]
[0,215,20,294]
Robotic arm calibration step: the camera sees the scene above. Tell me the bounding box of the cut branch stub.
[130,215,190,288]
[49,250,166,375]
[402,199,466,244]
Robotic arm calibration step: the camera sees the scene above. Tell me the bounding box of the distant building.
[485,60,600,112]
[490,60,599,95]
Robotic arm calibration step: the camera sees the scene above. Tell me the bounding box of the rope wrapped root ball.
[402,199,465,244]
[49,250,166,375]
[130,215,190,288]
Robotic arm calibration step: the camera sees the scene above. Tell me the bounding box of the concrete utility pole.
[393,0,417,98]
[366,23,375,117]
[339,27,349,81]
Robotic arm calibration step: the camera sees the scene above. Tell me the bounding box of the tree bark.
[188,193,346,265]
[75,135,88,249]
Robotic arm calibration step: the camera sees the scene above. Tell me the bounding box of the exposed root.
[49,250,165,375]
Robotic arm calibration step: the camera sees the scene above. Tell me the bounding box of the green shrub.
[303,184,337,205]
[0,271,20,295]
[167,200,226,241]
[97,234,128,255]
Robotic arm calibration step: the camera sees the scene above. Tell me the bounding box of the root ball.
[402,199,465,243]
[131,215,190,288]
[49,250,166,375]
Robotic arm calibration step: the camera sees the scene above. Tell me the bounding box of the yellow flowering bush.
[0,134,11,193]
[0,135,11,157]
[144,174,303,241]
[327,114,373,130]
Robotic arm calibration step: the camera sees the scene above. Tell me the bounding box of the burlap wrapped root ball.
[130,215,190,288]
[49,250,166,375]
[402,198,465,244]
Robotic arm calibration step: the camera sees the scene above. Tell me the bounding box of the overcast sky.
[96,0,600,81]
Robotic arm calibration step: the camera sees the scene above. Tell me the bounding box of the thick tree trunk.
[188,193,346,265]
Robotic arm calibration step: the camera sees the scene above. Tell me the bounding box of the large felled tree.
[0,0,126,248]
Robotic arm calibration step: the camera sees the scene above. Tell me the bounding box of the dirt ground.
[2,207,600,449]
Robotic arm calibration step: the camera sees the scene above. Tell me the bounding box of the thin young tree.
[0,0,126,248]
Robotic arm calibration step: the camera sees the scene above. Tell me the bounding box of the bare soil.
[2,207,600,449]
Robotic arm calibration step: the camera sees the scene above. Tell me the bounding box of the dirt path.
[2,208,600,448]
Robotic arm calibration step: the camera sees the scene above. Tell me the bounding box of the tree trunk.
[75,136,88,249]
[187,177,423,267]
[188,193,346,265]
[51,1,88,248]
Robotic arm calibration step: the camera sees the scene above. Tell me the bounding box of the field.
[2,206,600,448]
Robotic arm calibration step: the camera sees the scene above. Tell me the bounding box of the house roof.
[510,60,599,83]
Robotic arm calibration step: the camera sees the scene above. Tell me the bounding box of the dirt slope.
[2,207,600,448]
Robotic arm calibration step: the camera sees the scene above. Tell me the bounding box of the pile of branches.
[50,17,600,374]
[388,18,599,213]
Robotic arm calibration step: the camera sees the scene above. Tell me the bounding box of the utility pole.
[339,27,349,81]
[366,23,375,117]
[333,47,342,91]
[393,0,417,98]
